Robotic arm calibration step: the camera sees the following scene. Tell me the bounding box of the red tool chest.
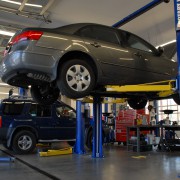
[115,109,136,143]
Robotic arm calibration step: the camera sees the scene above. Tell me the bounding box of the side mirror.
[157,46,164,56]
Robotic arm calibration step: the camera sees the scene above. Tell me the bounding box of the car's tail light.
[0,116,2,128]
[9,30,43,45]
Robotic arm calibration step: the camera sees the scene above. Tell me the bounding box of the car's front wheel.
[12,130,36,154]
[31,84,60,104]
[57,59,95,99]
[128,97,147,110]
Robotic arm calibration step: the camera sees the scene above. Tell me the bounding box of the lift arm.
[112,0,170,28]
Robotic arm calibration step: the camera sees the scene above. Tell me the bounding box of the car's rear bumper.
[0,50,57,86]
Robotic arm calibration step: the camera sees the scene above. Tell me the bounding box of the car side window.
[78,27,95,39]
[78,26,120,45]
[56,105,76,119]
[122,31,155,53]
[93,27,120,44]
[2,101,24,115]
[29,104,51,117]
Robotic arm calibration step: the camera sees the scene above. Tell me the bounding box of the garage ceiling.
[0,0,177,98]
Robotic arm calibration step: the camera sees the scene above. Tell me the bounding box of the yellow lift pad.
[106,80,175,93]
[81,80,176,103]
[39,147,73,157]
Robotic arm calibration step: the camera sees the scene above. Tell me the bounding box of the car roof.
[0,97,75,111]
[54,23,116,35]
[1,96,61,104]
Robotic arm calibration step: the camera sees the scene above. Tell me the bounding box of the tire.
[31,85,60,105]
[57,59,96,99]
[128,97,147,110]
[172,93,180,105]
[12,130,36,155]
[86,130,104,150]
[86,130,93,150]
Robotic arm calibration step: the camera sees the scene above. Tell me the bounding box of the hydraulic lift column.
[92,96,103,158]
[174,0,180,97]
[74,100,86,154]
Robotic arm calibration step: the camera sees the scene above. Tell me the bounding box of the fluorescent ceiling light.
[0,30,15,36]
[156,40,176,48]
[1,0,42,8]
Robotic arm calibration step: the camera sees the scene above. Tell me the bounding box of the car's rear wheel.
[12,130,36,154]
[128,97,147,110]
[57,59,95,99]
[31,85,60,104]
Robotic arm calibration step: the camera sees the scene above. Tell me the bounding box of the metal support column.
[18,87,28,97]
[74,100,86,154]
[174,0,180,97]
[92,96,104,158]
[104,98,108,113]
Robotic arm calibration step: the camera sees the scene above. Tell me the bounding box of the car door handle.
[90,42,101,48]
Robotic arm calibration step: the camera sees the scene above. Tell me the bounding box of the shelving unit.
[127,125,180,152]
[127,125,160,152]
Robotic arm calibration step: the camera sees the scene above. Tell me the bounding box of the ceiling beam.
[18,0,28,12]
[40,0,54,15]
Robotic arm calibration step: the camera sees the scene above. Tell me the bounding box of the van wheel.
[12,130,36,155]
[86,130,104,150]
[86,131,93,150]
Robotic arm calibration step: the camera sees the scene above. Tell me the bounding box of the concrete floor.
[0,144,180,180]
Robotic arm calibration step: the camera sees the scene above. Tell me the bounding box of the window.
[29,104,51,117]
[122,31,155,53]
[2,101,24,115]
[78,26,120,44]
[157,99,180,125]
[78,27,95,39]
[56,106,76,119]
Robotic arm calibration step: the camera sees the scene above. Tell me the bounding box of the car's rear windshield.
[2,101,24,115]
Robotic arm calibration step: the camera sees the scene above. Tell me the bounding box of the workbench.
[127,125,160,152]
[127,125,180,152]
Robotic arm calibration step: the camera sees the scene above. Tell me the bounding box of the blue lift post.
[74,100,86,154]
[18,87,28,97]
[0,157,15,162]
[174,0,180,98]
[92,96,103,158]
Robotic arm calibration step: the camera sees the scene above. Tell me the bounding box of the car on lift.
[0,96,110,154]
[0,23,178,109]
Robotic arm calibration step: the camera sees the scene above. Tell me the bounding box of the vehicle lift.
[74,0,180,158]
